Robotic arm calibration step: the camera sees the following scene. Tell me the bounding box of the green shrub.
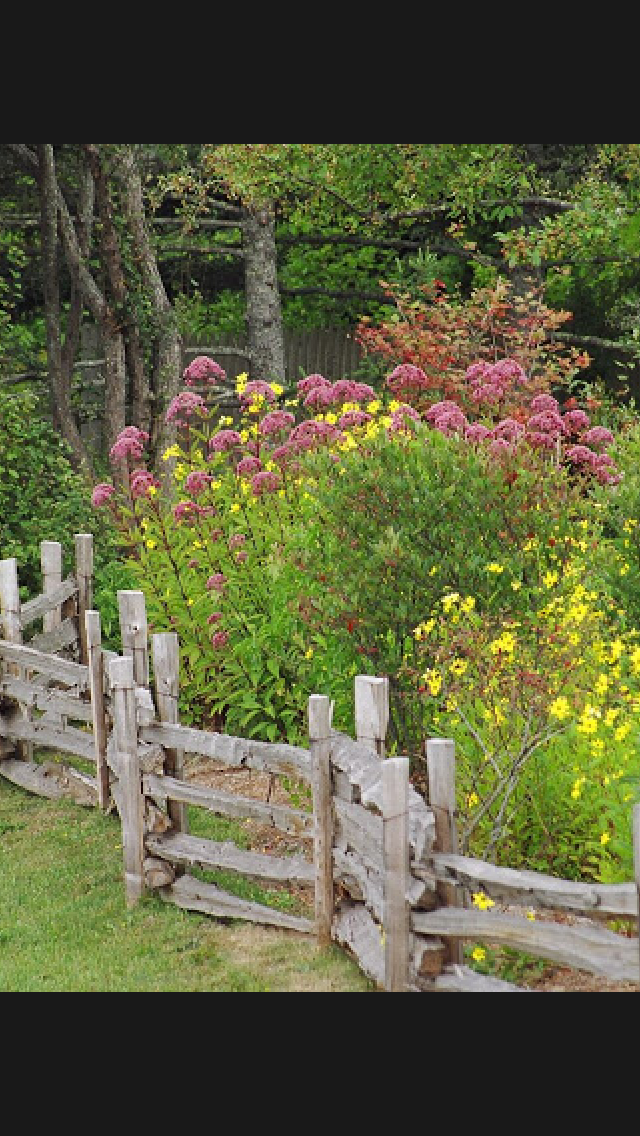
[0,387,118,601]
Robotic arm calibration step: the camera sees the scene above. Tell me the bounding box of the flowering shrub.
[356,277,591,413]
[407,541,640,880]
[92,364,392,740]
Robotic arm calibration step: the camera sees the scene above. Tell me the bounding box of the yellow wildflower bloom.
[549,696,571,721]
[485,563,504,574]
[162,445,181,461]
[471,947,486,964]
[600,832,611,846]
[472,892,495,912]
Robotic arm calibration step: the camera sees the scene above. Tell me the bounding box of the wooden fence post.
[426,737,463,965]
[118,590,149,687]
[152,632,187,838]
[109,655,145,907]
[309,694,334,948]
[0,557,31,760]
[355,675,389,758]
[383,756,411,992]
[85,610,110,812]
[41,541,62,633]
[74,535,93,665]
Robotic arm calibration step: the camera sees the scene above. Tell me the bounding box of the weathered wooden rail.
[1,542,640,991]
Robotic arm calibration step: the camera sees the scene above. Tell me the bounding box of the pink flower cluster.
[467,359,528,407]
[296,373,376,410]
[424,372,622,486]
[92,483,116,508]
[109,426,150,463]
[251,471,281,496]
[259,410,296,436]
[209,429,242,453]
[183,356,227,387]
[386,364,432,397]
[240,381,278,408]
[165,390,208,426]
[184,471,213,497]
[130,469,160,499]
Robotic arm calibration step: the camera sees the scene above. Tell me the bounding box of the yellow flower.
[442,592,460,613]
[526,910,536,922]
[594,674,609,697]
[162,445,181,461]
[467,792,480,809]
[305,648,314,660]
[366,400,382,415]
[472,892,495,912]
[230,503,241,514]
[590,739,604,755]
[543,570,559,589]
[235,371,249,394]
[461,596,476,613]
[549,696,571,721]
[511,580,522,591]
[449,658,468,677]
[471,947,486,964]
[615,722,632,742]
[145,539,157,550]
[422,670,442,697]
[485,563,504,574]
[600,831,611,846]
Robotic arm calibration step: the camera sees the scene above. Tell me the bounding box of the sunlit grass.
[0,779,374,993]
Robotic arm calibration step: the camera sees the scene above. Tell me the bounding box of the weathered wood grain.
[140,720,311,781]
[383,757,412,991]
[0,758,98,806]
[151,632,186,836]
[0,708,95,761]
[355,675,388,758]
[332,901,384,989]
[21,576,77,628]
[309,694,334,946]
[425,964,532,993]
[412,908,639,984]
[110,656,145,907]
[85,610,110,811]
[159,872,315,934]
[118,590,148,686]
[74,535,93,664]
[0,675,93,722]
[146,830,315,887]
[143,771,313,836]
[0,640,89,688]
[414,853,639,919]
[28,617,79,656]
[40,541,63,634]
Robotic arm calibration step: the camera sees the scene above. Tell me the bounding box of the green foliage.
[0,388,117,597]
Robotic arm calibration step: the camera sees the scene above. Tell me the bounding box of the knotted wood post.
[0,557,31,760]
[40,541,62,633]
[355,675,389,758]
[74,535,94,665]
[383,756,411,992]
[117,590,149,687]
[110,655,145,907]
[309,694,334,948]
[152,632,187,838]
[426,738,463,965]
[85,610,110,812]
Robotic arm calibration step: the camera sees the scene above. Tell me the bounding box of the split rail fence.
[1,537,640,992]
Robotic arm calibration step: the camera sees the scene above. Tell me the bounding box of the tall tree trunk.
[242,204,286,384]
[36,145,94,477]
[52,156,128,468]
[111,145,183,468]
[84,144,151,436]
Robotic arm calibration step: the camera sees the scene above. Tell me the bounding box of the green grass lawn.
[0,778,374,993]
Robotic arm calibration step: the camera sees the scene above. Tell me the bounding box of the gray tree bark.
[242,204,286,384]
[111,145,183,467]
